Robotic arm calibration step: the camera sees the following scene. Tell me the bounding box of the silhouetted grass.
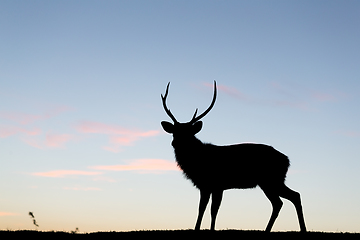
[0,229,359,240]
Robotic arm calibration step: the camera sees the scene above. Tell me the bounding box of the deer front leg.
[195,190,211,230]
[210,190,223,231]
[263,189,283,232]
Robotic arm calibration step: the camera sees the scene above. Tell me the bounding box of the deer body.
[174,141,289,190]
[161,81,307,232]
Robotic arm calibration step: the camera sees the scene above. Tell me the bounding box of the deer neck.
[173,136,204,159]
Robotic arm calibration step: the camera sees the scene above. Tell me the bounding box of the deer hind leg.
[262,187,283,232]
[210,190,223,231]
[279,184,307,232]
[195,190,211,230]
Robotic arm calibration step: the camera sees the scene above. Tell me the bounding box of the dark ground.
[1,229,359,240]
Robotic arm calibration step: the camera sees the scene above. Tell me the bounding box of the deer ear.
[161,121,174,133]
[192,121,203,134]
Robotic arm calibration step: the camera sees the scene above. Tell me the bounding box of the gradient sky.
[1,0,360,233]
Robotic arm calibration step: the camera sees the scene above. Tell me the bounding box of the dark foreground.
[1,229,359,240]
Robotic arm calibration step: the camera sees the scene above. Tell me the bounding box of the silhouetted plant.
[28,212,39,229]
[161,81,307,232]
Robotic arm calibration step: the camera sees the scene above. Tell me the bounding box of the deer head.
[161,81,217,147]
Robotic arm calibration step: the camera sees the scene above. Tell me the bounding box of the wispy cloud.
[21,132,74,149]
[63,187,101,191]
[32,170,103,178]
[21,138,44,149]
[336,130,360,137]
[272,100,310,110]
[311,92,336,102]
[203,82,248,101]
[76,121,158,136]
[76,121,159,152]
[0,212,19,216]
[30,159,177,180]
[45,133,73,148]
[270,81,346,110]
[92,176,117,182]
[0,126,41,138]
[0,106,72,125]
[90,159,179,173]
[0,106,75,149]
[0,112,43,125]
[202,81,346,111]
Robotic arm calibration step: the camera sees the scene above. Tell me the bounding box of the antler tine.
[161,82,178,123]
[191,108,198,121]
[190,80,217,124]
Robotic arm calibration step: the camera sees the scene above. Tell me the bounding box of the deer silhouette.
[161,81,307,232]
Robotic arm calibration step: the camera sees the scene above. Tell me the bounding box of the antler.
[161,82,178,123]
[190,80,217,124]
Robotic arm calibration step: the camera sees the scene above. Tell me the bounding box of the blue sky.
[1,0,360,232]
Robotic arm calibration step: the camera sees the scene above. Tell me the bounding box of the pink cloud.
[0,126,41,138]
[76,121,159,152]
[92,176,116,182]
[45,133,73,148]
[201,81,347,112]
[109,136,134,146]
[32,170,103,178]
[0,212,19,216]
[90,159,179,173]
[0,112,42,125]
[102,146,121,153]
[0,106,72,125]
[63,187,101,191]
[76,121,132,135]
[76,121,158,136]
[312,92,336,102]
[20,132,74,149]
[270,81,294,95]
[272,100,310,110]
[0,127,17,138]
[270,81,346,109]
[0,106,74,149]
[336,130,360,137]
[203,82,248,101]
[311,90,349,103]
[24,128,41,136]
[203,81,311,110]
[21,138,44,149]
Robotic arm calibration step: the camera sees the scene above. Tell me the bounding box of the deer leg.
[210,190,223,231]
[279,185,307,232]
[195,190,211,230]
[262,188,283,232]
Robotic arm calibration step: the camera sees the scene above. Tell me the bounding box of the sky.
[1,0,360,233]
